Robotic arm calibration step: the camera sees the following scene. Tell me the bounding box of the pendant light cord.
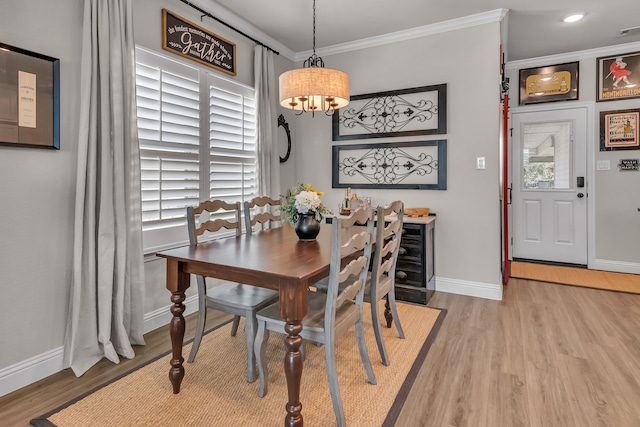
[312,0,316,56]
[304,0,324,68]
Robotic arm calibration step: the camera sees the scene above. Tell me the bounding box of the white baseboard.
[591,259,640,275]
[0,347,64,398]
[435,276,503,300]
[0,295,199,398]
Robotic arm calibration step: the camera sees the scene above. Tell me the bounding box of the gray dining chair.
[243,196,283,233]
[186,199,279,383]
[254,206,377,427]
[367,200,405,365]
[315,200,406,366]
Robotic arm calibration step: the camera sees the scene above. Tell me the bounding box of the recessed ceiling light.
[563,13,584,23]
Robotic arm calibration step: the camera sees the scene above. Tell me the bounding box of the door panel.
[555,201,574,244]
[512,107,587,265]
[523,200,541,242]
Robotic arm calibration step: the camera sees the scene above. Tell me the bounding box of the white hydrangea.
[294,190,321,214]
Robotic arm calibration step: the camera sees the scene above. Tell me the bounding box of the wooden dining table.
[156,223,339,427]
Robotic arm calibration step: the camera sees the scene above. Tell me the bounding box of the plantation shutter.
[134,47,258,252]
[135,48,200,251]
[209,81,257,205]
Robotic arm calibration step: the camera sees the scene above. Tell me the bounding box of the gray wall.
[506,49,640,272]
[0,0,82,369]
[290,23,504,295]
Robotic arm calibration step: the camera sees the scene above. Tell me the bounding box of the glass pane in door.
[521,121,572,189]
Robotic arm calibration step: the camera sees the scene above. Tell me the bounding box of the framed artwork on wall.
[162,9,237,76]
[518,61,579,105]
[0,42,60,149]
[332,84,447,141]
[332,140,447,190]
[597,51,640,102]
[599,109,640,151]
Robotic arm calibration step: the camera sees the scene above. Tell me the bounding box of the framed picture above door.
[518,61,579,105]
[596,51,640,102]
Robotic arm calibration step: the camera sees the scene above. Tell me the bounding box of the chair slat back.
[337,257,369,304]
[243,196,283,233]
[326,207,374,318]
[371,200,404,290]
[187,200,242,246]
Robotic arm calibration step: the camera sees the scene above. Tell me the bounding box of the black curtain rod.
[179,0,280,55]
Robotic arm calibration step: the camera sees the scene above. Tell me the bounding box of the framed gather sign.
[600,109,640,151]
[162,9,236,76]
[0,42,60,149]
[519,61,579,105]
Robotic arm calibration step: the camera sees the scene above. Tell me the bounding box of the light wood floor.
[2,280,640,426]
[395,279,640,427]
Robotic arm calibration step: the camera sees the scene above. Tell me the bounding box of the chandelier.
[279,0,349,115]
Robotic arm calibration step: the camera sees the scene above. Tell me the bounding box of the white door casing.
[511,107,588,265]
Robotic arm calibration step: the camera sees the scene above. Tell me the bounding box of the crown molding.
[506,40,640,70]
[193,2,506,63]
[295,8,508,62]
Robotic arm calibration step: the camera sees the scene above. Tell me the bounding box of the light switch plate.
[476,156,485,170]
[597,160,610,170]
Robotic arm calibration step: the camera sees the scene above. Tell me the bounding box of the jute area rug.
[32,301,445,427]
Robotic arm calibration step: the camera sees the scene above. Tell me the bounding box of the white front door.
[511,107,588,265]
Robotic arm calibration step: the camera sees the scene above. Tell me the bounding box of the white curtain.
[254,46,281,198]
[63,0,145,377]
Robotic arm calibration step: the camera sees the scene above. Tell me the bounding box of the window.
[521,121,572,190]
[135,47,256,252]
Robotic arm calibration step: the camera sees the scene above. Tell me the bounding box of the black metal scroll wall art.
[332,140,447,190]
[332,84,447,140]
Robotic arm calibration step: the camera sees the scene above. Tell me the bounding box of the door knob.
[577,193,584,198]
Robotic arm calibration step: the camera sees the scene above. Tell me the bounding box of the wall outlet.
[476,156,486,170]
[597,160,610,170]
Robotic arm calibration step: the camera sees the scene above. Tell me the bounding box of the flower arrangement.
[282,183,332,224]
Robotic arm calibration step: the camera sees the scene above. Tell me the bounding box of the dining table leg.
[166,259,191,394]
[281,284,307,427]
[169,290,186,393]
[284,320,304,427]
